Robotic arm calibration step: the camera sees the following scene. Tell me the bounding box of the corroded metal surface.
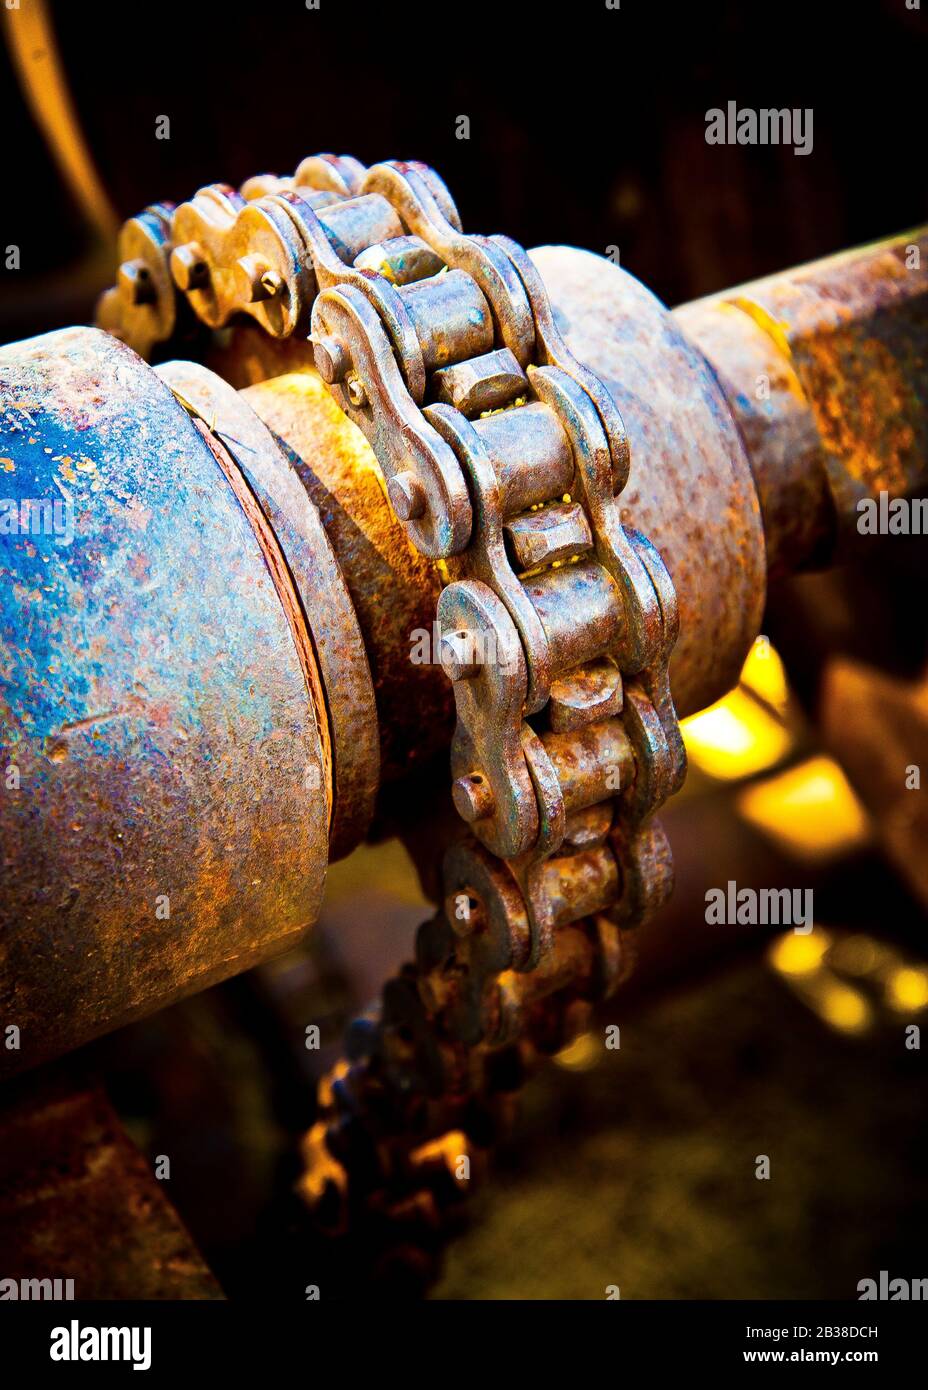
[675,229,928,575]
[155,360,379,859]
[237,240,761,777]
[1,122,924,1293]
[214,230,928,693]
[5,159,924,1107]
[0,327,329,1077]
[222,265,765,733]
[529,246,767,721]
[207,322,318,388]
[287,164,685,1242]
[233,168,684,1116]
[240,370,454,783]
[0,1078,221,1299]
[97,155,371,359]
[96,204,180,363]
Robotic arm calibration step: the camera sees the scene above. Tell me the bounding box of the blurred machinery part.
[2,0,118,246]
[0,1076,221,1299]
[822,660,928,908]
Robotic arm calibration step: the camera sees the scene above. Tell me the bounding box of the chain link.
[98,154,687,1248]
[96,153,369,357]
[299,160,686,1239]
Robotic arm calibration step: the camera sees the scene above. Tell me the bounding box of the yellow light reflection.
[737,755,869,861]
[3,2,119,242]
[554,1031,601,1071]
[740,635,790,714]
[410,1130,471,1185]
[730,295,795,362]
[682,686,792,781]
[317,1059,350,1110]
[813,977,873,1034]
[767,928,831,976]
[884,967,928,1013]
[769,928,928,1034]
[768,934,873,1035]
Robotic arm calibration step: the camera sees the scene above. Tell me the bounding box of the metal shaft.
[675,229,928,576]
[1,230,925,1076]
[236,228,928,730]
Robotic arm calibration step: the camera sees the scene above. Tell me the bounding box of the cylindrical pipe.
[242,247,770,722]
[3,230,925,1079]
[0,327,330,1077]
[236,232,928,725]
[674,229,928,576]
[238,369,454,783]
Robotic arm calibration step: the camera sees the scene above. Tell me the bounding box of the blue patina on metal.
[0,327,328,1076]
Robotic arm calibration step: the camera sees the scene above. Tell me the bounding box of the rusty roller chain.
[97,153,687,1249]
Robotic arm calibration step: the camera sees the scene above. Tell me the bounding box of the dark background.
[2,0,926,339]
[1,0,926,1301]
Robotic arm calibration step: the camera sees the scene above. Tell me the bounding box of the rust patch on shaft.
[191,415,334,827]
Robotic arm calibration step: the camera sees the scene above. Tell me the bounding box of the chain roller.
[97,153,688,1248]
[299,159,686,1237]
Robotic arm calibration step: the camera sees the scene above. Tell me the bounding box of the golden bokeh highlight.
[737,755,870,861]
[740,635,790,713]
[884,966,928,1013]
[682,687,792,780]
[554,1031,602,1071]
[767,929,831,976]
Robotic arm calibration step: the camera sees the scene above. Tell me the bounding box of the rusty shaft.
[232,227,928,744]
[675,229,928,577]
[1,229,924,1077]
